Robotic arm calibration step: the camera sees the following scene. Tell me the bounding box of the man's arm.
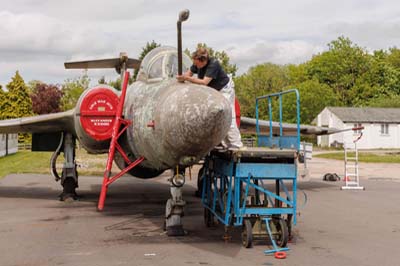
[177,70,212,85]
[177,69,194,83]
[184,75,212,86]
[183,69,193,78]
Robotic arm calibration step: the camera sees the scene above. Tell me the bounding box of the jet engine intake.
[74,85,120,153]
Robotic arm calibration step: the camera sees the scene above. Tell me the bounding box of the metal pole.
[177,9,190,76]
[177,21,183,75]
[5,134,8,156]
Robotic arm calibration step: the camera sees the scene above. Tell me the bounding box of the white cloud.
[1,0,400,86]
[0,11,115,55]
[228,40,324,73]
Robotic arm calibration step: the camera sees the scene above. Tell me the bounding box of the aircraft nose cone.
[158,84,232,165]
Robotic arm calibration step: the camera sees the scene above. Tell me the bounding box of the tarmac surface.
[0,157,399,266]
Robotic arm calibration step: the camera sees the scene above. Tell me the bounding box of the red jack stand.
[97,71,144,211]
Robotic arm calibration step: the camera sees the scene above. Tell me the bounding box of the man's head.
[192,47,209,68]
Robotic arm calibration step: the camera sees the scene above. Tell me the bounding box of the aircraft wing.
[240,116,341,136]
[0,109,75,134]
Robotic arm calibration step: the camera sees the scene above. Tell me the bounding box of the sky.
[1,0,400,87]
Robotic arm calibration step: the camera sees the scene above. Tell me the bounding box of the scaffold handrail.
[255,89,300,150]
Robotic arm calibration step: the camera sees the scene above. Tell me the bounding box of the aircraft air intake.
[73,85,120,154]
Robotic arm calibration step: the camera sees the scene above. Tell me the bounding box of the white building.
[316,107,400,149]
[0,133,18,157]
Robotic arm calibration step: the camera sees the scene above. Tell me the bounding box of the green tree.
[98,76,106,84]
[233,37,400,124]
[61,72,90,111]
[2,71,33,143]
[366,93,400,107]
[386,47,400,69]
[306,36,369,105]
[0,86,5,117]
[108,78,122,91]
[0,85,4,98]
[287,63,308,84]
[348,50,400,106]
[281,79,340,124]
[3,71,32,119]
[27,80,43,95]
[234,63,290,118]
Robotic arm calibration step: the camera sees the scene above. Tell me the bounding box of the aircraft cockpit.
[137,46,192,82]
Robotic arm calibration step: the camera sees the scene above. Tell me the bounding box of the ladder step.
[345,165,357,168]
[346,173,358,176]
[344,181,359,185]
[346,157,357,160]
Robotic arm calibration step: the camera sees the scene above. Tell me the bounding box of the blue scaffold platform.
[201,89,300,254]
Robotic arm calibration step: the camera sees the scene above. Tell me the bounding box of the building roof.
[327,107,400,123]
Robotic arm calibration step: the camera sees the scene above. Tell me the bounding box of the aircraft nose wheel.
[165,174,186,236]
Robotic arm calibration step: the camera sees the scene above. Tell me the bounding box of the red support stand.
[97,71,145,211]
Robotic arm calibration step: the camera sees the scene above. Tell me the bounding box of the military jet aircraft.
[0,10,360,236]
[0,10,234,236]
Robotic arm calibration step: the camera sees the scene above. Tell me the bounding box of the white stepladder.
[341,133,365,190]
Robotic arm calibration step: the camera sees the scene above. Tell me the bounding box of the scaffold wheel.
[241,219,253,248]
[204,208,215,227]
[196,166,205,195]
[271,218,289,247]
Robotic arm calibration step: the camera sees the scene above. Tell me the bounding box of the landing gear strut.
[51,132,78,201]
[165,166,186,236]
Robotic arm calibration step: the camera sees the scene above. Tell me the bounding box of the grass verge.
[0,150,109,178]
[314,151,400,163]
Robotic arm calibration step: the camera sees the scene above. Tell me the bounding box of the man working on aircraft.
[177,47,243,150]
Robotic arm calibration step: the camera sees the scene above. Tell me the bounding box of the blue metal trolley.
[200,89,300,253]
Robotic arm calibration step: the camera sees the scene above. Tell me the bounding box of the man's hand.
[176,75,185,83]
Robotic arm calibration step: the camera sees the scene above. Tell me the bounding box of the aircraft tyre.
[165,200,185,236]
[165,187,186,236]
[167,224,185,236]
[60,176,78,201]
[58,132,79,201]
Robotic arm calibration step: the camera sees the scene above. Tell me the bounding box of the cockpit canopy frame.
[137,46,192,82]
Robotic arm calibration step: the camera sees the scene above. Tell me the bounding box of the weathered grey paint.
[123,79,231,171]
[0,46,231,178]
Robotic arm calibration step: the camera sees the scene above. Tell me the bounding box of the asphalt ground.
[0,157,399,266]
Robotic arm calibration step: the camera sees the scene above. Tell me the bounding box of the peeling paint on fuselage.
[122,78,231,172]
[74,46,232,178]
